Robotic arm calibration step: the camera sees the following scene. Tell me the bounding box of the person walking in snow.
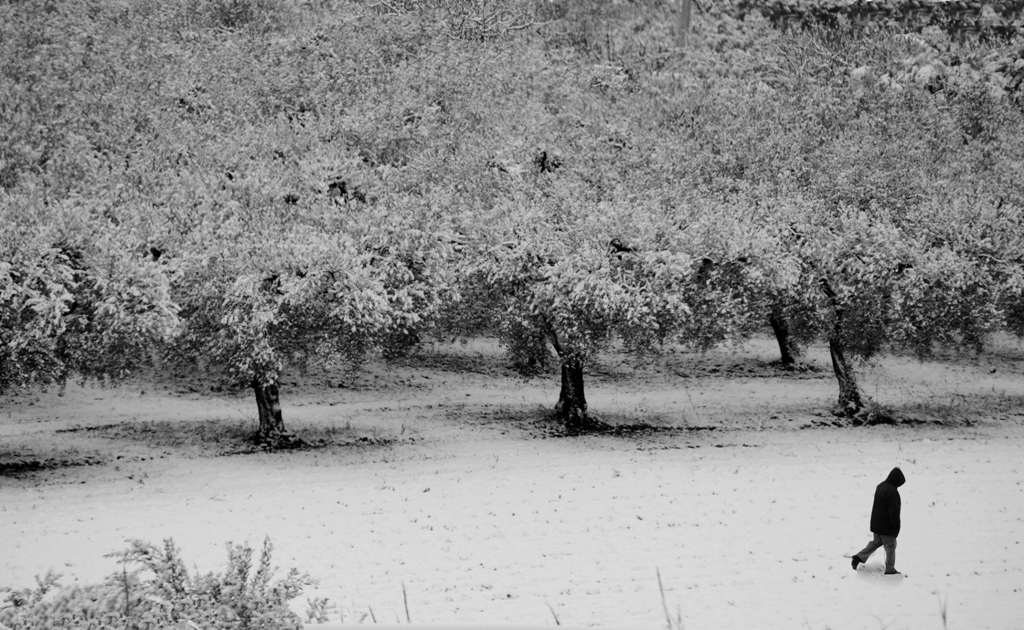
[851,467,906,575]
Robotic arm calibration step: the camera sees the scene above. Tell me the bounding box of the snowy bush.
[0,538,314,630]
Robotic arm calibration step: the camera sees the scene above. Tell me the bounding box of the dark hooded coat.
[870,467,905,536]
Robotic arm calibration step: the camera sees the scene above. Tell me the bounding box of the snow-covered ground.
[2,339,1023,629]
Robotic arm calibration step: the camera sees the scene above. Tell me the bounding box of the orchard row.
[2,0,1024,438]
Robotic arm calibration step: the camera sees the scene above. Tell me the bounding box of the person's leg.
[855,533,883,562]
[881,535,898,573]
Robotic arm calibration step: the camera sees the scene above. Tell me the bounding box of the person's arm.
[888,489,901,536]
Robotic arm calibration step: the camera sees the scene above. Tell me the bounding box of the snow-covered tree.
[0,197,179,396]
[777,201,1003,421]
[454,195,779,430]
[157,164,457,442]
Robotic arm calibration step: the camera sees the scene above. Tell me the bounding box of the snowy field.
[2,339,1023,629]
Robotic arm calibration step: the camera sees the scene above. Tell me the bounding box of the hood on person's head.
[886,467,906,487]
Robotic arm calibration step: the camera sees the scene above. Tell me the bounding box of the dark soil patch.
[802,409,968,429]
[223,432,395,455]
[0,455,104,477]
[56,420,395,457]
[552,418,719,438]
[55,423,121,434]
[464,406,725,439]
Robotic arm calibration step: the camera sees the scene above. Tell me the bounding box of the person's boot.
[851,556,862,570]
[884,569,901,575]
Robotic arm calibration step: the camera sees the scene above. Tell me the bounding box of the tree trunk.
[768,308,802,365]
[545,328,608,432]
[829,337,865,415]
[819,280,865,416]
[555,360,588,426]
[676,0,692,47]
[253,379,286,438]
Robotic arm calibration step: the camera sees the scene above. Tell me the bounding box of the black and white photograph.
[2,1,1023,628]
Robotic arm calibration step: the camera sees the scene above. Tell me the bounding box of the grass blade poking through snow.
[546,600,561,625]
[657,568,684,630]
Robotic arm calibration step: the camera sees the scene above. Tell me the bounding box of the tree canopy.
[3,0,1024,433]
[0,196,178,395]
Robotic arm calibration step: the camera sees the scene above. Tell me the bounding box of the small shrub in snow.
[0,537,314,630]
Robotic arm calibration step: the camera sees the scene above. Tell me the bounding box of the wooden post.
[677,0,692,47]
